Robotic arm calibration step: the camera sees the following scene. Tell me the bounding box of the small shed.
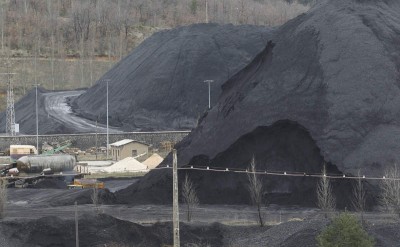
[110,139,149,161]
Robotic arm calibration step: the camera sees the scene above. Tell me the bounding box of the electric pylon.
[6,72,15,136]
[1,66,16,136]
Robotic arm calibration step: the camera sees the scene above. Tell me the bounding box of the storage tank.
[16,154,76,173]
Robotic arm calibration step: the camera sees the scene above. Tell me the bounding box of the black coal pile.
[0,214,223,247]
[116,0,400,206]
[49,188,116,206]
[0,88,75,134]
[33,178,67,189]
[72,23,272,131]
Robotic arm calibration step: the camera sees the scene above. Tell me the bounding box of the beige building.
[110,139,150,161]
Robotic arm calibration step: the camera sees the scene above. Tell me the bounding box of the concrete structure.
[110,139,149,161]
[0,131,189,152]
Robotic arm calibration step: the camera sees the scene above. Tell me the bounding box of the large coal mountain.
[72,24,272,131]
[116,0,400,207]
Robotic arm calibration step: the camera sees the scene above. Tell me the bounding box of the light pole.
[95,115,98,161]
[105,79,110,160]
[204,80,214,109]
[206,0,209,23]
[33,84,40,153]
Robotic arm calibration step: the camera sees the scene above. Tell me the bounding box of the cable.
[152,165,400,181]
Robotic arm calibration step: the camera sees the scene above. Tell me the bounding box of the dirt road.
[44,90,121,133]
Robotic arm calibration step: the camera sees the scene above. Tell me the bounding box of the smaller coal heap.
[0,87,74,135]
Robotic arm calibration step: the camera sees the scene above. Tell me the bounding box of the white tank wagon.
[16,154,76,173]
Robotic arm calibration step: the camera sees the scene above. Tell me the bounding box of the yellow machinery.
[68,178,104,189]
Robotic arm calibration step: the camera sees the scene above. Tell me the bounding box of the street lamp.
[33,84,40,153]
[204,80,214,109]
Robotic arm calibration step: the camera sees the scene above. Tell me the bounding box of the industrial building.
[110,139,150,161]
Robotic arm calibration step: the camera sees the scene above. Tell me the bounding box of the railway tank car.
[16,154,76,173]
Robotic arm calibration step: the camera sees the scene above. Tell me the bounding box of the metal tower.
[1,69,16,136]
[6,72,15,136]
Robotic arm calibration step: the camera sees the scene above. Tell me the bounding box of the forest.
[0,0,311,110]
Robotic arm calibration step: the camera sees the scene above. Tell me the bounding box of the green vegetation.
[316,213,374,247]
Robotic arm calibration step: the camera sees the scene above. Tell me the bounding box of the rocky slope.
[117,0,400,206]
[72,23,272,131]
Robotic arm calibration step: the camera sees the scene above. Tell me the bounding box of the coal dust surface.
[72,23,272,131]
[117,0,400,206]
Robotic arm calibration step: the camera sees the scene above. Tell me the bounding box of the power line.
[142,165,400,182]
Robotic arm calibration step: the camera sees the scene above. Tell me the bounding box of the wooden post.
[75,201,79,247]
[172,149,180,247]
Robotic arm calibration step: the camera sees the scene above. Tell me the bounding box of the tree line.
[0,0,310,60]
[0,0,311,111]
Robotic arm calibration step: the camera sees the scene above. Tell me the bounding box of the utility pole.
[204,80,214,109]
[172,149,180,247]
[33,83,40,152]
[1,71,16,136]
[95,116,98,161]
[205,0,209,23]
[75,201,79,247]
[105,79,110,160]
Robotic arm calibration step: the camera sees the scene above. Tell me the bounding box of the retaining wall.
[0,131,190,151]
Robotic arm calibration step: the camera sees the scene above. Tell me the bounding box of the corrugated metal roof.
[110,139,150,147]
[110,139,134,147]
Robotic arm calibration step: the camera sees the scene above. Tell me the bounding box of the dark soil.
[49,188,117,206]
[0,214,224,247]
[0,214,398,247]
[33,178,68,189]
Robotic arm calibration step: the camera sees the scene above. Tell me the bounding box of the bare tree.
[91,184,100,214]
[0,1,9,53]
[317,163,336,218]
[247,156,264,227]
[380,164,400,218]
[182,174,199,222]
[0,179,7,219]
[351,169,366,223]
